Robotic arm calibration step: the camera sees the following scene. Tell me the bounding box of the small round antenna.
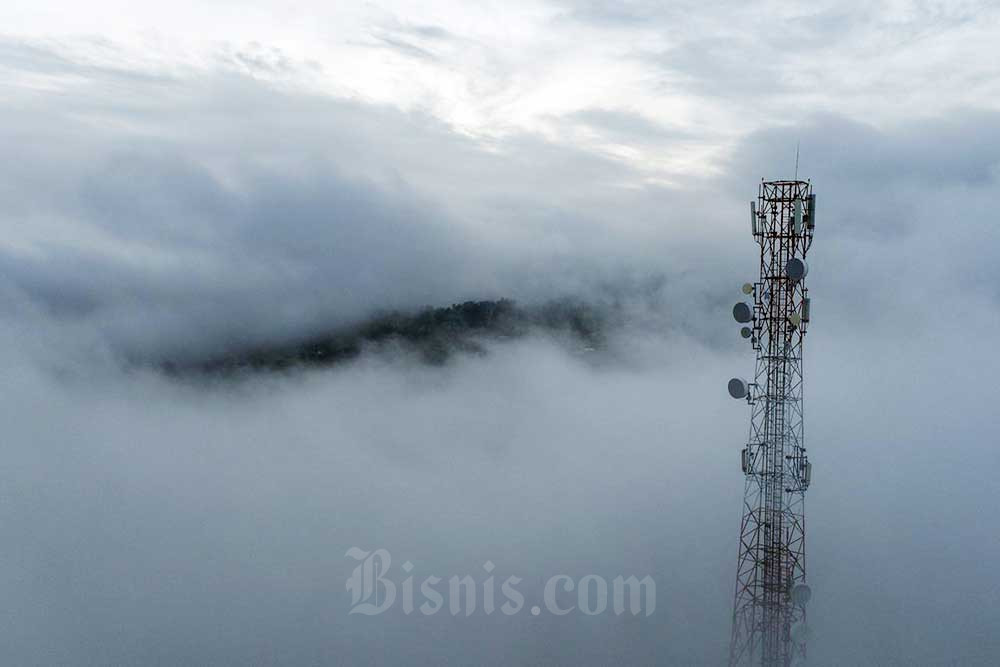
[740,327,752,339]
[728,378,749,399]
[785,257,808,281]
[733,302,753,323]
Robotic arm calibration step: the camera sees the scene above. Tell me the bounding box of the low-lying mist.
[3,58,1000,664]
[3,290,999,665]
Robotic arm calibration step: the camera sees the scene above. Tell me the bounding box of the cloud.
[0,313,743,664]
[0,41,729,362]
[564,107,691,145]
[0,36,174,84]
[368,33,442,62]
[2,26,1000,666]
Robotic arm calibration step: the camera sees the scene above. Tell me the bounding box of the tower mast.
[728,180,816,666]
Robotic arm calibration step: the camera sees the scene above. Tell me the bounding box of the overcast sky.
[5,1,1000,170]
[3,0,1000,357]
[2,2,1000,666]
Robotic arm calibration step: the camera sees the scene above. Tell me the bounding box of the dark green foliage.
[166,298,605,376]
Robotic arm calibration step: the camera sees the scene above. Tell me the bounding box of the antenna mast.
[728,180,816,666]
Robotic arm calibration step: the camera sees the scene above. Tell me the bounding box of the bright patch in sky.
[4,0,999,178]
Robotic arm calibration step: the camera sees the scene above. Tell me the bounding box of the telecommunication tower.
[727,180,816,666]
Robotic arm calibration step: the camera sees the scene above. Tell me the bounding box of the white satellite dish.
[733,302,753,323]
[790,583,812,606]
[740,327,752,339]
[728,378,749,399]
[786,257,809,281]
[788,312,802,328]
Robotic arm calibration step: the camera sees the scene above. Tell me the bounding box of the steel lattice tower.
[727,180,815,667]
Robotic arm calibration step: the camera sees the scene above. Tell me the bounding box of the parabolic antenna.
[788,312,802,328]
[740,327,752,339]
[741,282,754,295]
[786,257,809,281]
[790,583,812,606]
[728,378,749,399]
[733,302,753,323]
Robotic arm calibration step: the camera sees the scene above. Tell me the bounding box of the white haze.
[3,8,1000,666]
[4,290,1000,665]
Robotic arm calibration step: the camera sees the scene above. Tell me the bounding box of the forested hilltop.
[165,298,606,376]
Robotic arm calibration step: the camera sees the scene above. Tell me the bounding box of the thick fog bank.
[3,298,999,665]
[2,53,1000,663]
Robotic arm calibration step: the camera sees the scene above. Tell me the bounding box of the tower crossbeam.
[728,180,816,667]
